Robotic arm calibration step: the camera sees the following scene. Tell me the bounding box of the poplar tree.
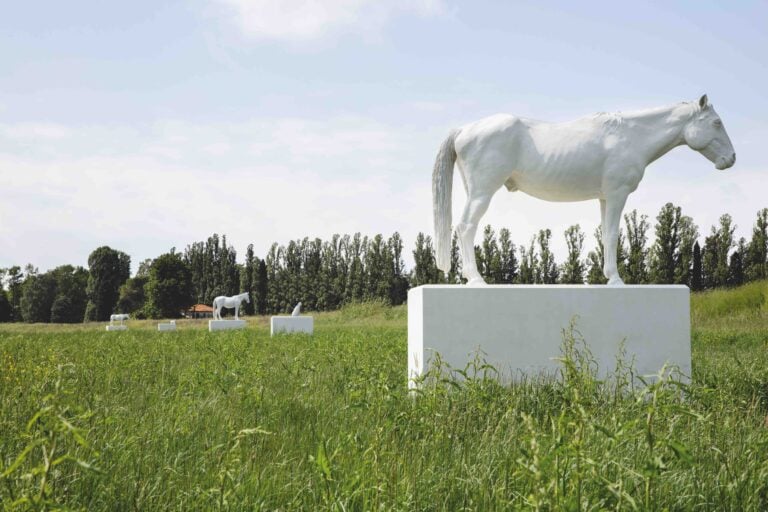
[649,203,681,284]
[480,225,501,283]
[364,234,391,301]
[255,259,268,314]
[0,287,10,322]
[728,238,746,287]
[447,232,463,284]
[585,252,605,284]
[745,208,768,281]
[319,235,342,310]
[0,270,10,322]
[302,238,323,310]
[561,224,586,284]
[624,210,649,284]
[518,239,538,284]
[265,243,283,313]
[498,228,518,284]
[5,266,23,321]
[387,232,409,305]
[412,232,442,286]
[714,214,736,287]
[346,233,368,302]
[242,244,256,315]
[702,214,735,288]
[674,215,699,286]
[535,229,559,284]
[220,235,240,298]
[691,241,703,291]
[283,240,302,309]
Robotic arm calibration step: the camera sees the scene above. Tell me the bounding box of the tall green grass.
[1,292,768,510]
[692,280,768,324]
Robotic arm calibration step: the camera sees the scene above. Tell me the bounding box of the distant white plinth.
[105,325,127,331]
[271,316,313,336]
[209,319,246,332]
[408,285,690,389]
[157,322,177,332]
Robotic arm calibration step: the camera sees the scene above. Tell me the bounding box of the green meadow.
[2,284,768,511]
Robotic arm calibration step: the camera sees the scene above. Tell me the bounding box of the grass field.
[1,284,768,510]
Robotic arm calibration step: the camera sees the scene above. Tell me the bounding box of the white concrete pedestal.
[408,285,690,388]
[271,316,313,336]
[157,322,177,332]
[208,319,246,332]
[105,325,127,331]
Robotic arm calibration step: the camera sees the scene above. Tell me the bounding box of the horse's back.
[456,114,533,147]
[457,113,609,157]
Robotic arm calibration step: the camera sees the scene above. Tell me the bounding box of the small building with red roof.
[186,304,214,319]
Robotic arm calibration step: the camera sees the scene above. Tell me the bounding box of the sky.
[1,0,767,274]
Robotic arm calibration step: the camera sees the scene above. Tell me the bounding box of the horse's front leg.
[602,190,629,285]
[600,199,606,231]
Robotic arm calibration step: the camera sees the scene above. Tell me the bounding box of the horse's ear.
[698,94,709,109]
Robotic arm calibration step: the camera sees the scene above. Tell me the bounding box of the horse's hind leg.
[456,191,494,286]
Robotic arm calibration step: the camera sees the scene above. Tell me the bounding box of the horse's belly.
[511,167,601,202]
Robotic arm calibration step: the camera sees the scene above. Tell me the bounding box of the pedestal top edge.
[410,284,690,290]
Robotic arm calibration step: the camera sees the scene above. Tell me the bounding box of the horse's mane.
[593,111,623,130]
[592,101,699,131]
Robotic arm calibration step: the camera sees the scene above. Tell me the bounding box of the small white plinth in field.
[105,325,127,331]
[271,316,313,336]
[209,319,246,332]
[408,285,690,389]
[157,322,176,332]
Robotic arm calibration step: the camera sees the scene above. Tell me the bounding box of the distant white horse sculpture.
[212,292,250,320]
[433,95,735,285]
[110,314,129,326]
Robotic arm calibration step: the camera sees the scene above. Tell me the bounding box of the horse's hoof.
[607,277,625,286]
[466,277,487,287]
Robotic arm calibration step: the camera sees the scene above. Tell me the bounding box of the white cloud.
[210,0,447,42]
[0,122,71,140]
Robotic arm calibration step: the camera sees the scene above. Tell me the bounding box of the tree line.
[419,205,766,289]
[1,204,766,323]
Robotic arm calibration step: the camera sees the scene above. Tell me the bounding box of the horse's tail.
[433,129,458,273]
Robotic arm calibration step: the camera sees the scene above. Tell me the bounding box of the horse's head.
[683,94,735,170]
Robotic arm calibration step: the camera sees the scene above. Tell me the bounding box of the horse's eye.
[713,119,722,127]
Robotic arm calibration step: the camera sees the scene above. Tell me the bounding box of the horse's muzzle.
[716,152,736,170]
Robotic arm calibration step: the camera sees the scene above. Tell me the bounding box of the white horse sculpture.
[433,95,735,286]
[212,292,250,320]
[110,313,129,325]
